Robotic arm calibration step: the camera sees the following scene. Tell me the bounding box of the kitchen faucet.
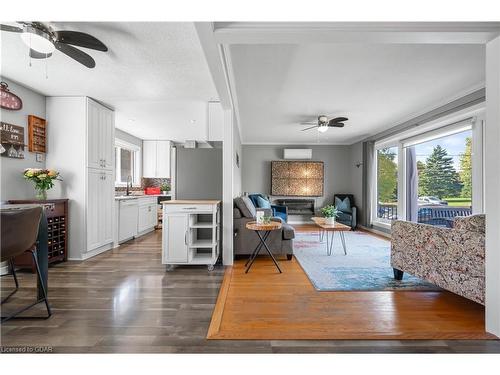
[126,175,132,196]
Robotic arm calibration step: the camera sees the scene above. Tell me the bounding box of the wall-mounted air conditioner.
[283,149,312,160]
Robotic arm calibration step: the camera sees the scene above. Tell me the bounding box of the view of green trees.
[377,148,398,203]
[377,137,472,204]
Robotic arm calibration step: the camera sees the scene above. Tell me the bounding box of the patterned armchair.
[391,215,485,305]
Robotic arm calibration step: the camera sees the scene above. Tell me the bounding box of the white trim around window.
[115,138,142,187]
[370,105,485,228]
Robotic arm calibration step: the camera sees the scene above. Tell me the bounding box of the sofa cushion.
[233,208,242,219]
[234,196,256,218]
[255,195,271,209]
[282,223,295,240]
[335,196,352,213]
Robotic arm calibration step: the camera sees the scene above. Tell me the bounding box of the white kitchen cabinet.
[46,96,115,260]
[137,197,157,235]
[162,201,220,270]
[87,99,114,170]
[87,169,114,251]
[143,140,171,178]
[163,213,189,263]
[208,102,224,142]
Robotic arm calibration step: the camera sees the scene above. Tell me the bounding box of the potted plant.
[321,204,340,225]
[23,168,62,200]
[160,182,171,195]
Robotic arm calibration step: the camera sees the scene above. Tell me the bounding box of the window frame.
[114,138,141,187]
[370,104,485,228]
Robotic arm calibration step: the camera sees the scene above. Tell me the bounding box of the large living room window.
[371,107,484,229]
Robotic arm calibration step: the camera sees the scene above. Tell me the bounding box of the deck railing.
[377,203,472,227]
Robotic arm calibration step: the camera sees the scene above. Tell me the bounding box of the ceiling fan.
[0,22,108,68]
[301,115,348,133]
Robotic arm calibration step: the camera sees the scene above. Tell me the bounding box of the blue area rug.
[293,231,441,291]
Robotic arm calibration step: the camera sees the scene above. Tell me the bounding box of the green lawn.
[443,197,472,207]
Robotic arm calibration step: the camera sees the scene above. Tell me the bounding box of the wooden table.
[311,217,351,256]
[245,221,283,274]
[1,204,49,299]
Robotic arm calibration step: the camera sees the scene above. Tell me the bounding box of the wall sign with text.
[0,82,23,111]
[0,122,25,159]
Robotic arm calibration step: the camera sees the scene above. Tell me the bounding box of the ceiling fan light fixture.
[20,26,55,54]
[317,125,329,133]
[318,115,328,124]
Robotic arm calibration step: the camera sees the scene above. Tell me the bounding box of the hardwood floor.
[1,229,499,353]
[208,257,495,340]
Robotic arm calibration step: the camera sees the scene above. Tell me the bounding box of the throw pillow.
[234,196,257,218]
[256,195,271,209]
[335,196,352,213]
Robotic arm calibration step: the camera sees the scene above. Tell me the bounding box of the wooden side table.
[245,221,283,274]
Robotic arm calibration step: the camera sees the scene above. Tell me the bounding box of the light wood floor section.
[208,228,495,340]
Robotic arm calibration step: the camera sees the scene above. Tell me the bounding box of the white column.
[222,108,234,265]
[485,35,500,337]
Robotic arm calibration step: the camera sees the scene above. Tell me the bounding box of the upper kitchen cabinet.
[143,140,171,178]
[87,99,114,170]
[208,102,224,142]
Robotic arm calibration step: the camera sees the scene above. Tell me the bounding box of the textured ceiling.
[0,22,218,141]
[229,43,485,144]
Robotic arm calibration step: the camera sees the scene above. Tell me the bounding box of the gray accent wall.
[241,144,359,210]
[0,78,46,201]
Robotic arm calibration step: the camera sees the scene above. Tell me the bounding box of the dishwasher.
[118,198,139,243]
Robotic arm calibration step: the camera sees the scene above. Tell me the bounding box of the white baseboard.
[358,224,391,239]
[68,243,114,261]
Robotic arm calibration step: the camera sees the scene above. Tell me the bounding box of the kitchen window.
[115,139,141,187]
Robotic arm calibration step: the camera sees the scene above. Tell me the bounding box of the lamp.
[20,26,55,54]
[317,125,328,133]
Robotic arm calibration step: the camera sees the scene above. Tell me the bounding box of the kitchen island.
[162,200,220,271]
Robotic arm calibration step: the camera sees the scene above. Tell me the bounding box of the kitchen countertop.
[115,194,171,200]
[162,200,220,205]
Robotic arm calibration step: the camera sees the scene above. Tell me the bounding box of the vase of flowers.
[321,204,340,225]
[23,168,62,200]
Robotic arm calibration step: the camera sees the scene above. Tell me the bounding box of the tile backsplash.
[115,177,171,193]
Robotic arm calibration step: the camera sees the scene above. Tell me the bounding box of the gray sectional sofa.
[233,196,295,259]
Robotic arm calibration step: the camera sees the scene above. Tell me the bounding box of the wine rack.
[9,199,69,271]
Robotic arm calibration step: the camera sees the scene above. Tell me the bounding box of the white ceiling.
[228,43,485,144]
[0,22,218,141]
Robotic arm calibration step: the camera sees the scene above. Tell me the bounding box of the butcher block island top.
[162,200,221,205]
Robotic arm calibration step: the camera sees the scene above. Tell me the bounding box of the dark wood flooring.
[1,230,499,353]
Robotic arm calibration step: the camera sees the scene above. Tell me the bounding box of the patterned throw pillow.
[335,196,352,213]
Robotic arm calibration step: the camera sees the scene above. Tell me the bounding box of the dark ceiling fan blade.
[55,31,108,51]
[54,41,96,68]
[329,117,348,124]
[329,123,345,128]
[0,24,23,32]
[301,125,318,131]
[30,49,52,59]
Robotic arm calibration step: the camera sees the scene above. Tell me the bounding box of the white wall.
[0,78,46,201]
[485,36,500,337]
[232,112,242,197]
[115,128,142,149]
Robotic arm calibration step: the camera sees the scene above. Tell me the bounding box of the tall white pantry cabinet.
[46,97,115,260]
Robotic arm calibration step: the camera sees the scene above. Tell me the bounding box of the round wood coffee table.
[244,221,283,274]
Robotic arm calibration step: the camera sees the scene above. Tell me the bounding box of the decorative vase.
[325,217,335,225]
[35,188,47,200]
